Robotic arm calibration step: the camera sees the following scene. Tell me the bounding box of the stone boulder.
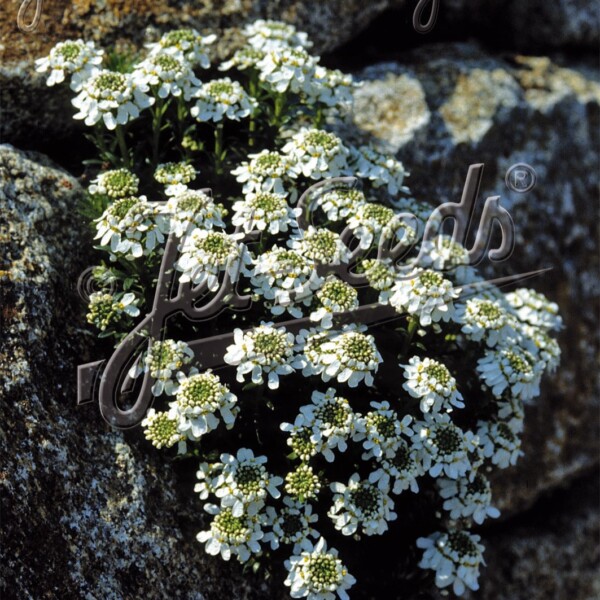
[0,144,277,599]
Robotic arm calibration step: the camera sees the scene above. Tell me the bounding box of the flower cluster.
[40,19,564,600]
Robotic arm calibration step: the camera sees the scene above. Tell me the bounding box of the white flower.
[456,298,514,347]
[297,388,356,462]
[282,129,350,180]
[353,401,414,460]
[285,537,356,600]
[438,473,500,525]
[154,161,197,191]
[86,291,140,331]
[389,269,460,326]
[515,322,561,373]
[257,47,318,94]
[250,247,322,318]
[505,288,563,331]
[361,258,397,303]
[196,504,264,563]
[175,229,250,291]
[147,28,216,68]
[141,408,184,450]
[351,145,409,196]
[307,66,355,112]
[313,328,382,388]
[402,356,465,414]
[195,461,221,500]
[264,497,319,552]
[133,53,200,99]
[477,420,523,468]
[347,202,417,250]
[288,226,350,265]
[284,464,322,501]
[477,344,543,401]
[280,418,323,462]
[88,168,139,198]
[219,47,266,72]
[413,413,479,479]
[131,339,194,396]
[292,326,332,379]
[224,323,296,389]
[94,196,169,259]
[169,371,238,441]
[164,189,225,237]
[35,39,103,91]
[72,70,154,130]
[243,19,312,51]
[191,78,257,122]
[212,448,283,517]
[368,441,424,494]
[310,277,359,329]
[314,188,365,222]
[232,191,298,234]
[418,235,478,284]
[329,474,397,536]
[417,530,485,596]
[231,149,297,195]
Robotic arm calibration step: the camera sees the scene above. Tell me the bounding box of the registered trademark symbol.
[505,163,537,193]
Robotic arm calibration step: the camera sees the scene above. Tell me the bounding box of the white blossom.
[212,448,283,516]
[224,323,296,389]
[329,474,397,536]
[72,70,154,129]
[477,420,523,468]
[417,530,485,596]
[284,537,356,600]
[196,504,264,563]
[389,269,459,326]
[176,229,250,291]
[368,441,424,494]
[505,288,563,331]
[263,497,319,552]
[147,28,216,68]
[352,145,409,196]
[288,226,350,265]
[250,247,322,318]
[89,168,139,198]
[191,78,257,122]
[456,298,514,347]
[164,189,225,237]
[35,39,103,91]
[402,356,465,414]
[353,401,414,460]
[438,473,500,524]
[243,19,312,51]
[282,129,350,180]
[133,53,200,99]
[310,276,359,329]
[232,191,298,234]
[169,371,238,441]
[231,149,297,195]
[412,413,479,479]
[477,344,543,401]
[257,47,318,94]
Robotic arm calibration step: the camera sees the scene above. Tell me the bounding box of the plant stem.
[402,316,418,357]
[115,125,130,169]
[214,122,225,176]
[151,97,165,167]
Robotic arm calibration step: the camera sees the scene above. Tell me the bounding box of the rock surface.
[476,473,600,599]
[352,43,600,514]
[0,144,275,600]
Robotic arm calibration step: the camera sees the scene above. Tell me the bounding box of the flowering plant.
[39,19,562,599]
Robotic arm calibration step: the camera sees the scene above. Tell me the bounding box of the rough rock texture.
[476,473,600,599]
[2,0,598,145]
[0,145,277,600]
[352,43,600,514]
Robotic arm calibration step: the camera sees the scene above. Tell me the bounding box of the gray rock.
[0,145,277,599]
[352,42,600,514]
[476,474,600,599]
